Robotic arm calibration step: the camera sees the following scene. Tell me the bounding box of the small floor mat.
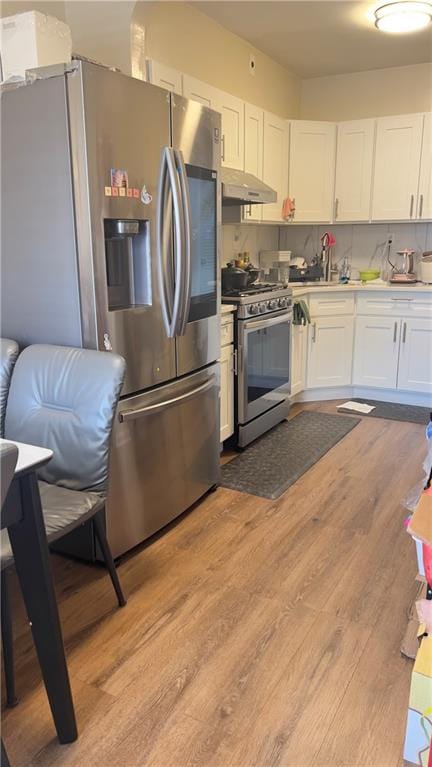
[339,399,430,425]
[221,411,360,500]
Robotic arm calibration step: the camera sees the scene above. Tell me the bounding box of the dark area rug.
[221,410,360,500]
[339,399,431,425]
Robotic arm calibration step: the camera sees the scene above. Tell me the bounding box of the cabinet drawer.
[357,292,432,318]
[221,318,234,347]
[309,292,355,317]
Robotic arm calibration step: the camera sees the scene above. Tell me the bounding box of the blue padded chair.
[1,344,127,707]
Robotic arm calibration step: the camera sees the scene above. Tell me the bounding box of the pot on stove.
[222,263,249,292]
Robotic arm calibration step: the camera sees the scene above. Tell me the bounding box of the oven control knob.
[259,303,266,313]
[278,298,287,308]
[268,299,278,310]
[249,304,259,315]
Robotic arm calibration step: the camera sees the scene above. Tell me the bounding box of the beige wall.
[301,63,432,121]
[133,2,300,118]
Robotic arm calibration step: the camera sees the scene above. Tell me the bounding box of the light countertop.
[221,303,236,315]
[290,281,432,296]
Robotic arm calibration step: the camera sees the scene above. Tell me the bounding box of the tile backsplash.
[221,224,279,267]
[279,222,432,278]
[222,221,432,279]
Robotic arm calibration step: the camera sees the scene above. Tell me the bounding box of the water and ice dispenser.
[104,219,150,310]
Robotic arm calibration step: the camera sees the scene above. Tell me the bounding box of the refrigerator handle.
[156,148,174,337]
[156,147,185,339]
[119,376,216,422]
[174,150,192,336]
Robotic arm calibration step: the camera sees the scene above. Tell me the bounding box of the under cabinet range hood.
[221,168,277,206]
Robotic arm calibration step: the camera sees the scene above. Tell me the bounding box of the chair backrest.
[5,345,126,492]
[0,442,18,520]
[0,339,19,438]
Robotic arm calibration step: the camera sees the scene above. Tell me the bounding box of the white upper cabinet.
[213,90,245,170]
[146,60,182,95]
[182,74,215,108]
[334,119,375,222]
[262,111,289,222]
[243,103,264,222]
[418,113,432,220]
[182,76,244,169]
[371,114,423,221]
[289,120,336,223]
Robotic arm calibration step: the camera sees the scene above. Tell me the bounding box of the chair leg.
[1,570,18,707]
[93,512,126,608]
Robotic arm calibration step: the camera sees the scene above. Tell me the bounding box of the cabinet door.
[334,119,375,222]
[418,113,432,220]
[220,344,234,442]
[243,103,263,223]
[398,318,432,393]
[289,120,336,222]
[182,74,215,108]
[353,316,400,389]
[146,60,182,95]
[262,111,289,222]
[213,90,244,170]
[291,323,307,396]
[371,114,423,221]
[307,316,354,389]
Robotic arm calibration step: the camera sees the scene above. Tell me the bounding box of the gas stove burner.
[223,282,282,297]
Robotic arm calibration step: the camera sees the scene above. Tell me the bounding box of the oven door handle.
[244,312,292,332]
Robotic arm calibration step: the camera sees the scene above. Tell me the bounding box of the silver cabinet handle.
[419,194,424,218]
[410,194,414,218]
[393,321,398,343]
[402,321,407,343]
[334,198,339,220]
[221,134,226,162]
[173,149,192,336]
[119,376,215,422]
[390,297,413,301]
[312,322,317,342]
[292,197,296,219]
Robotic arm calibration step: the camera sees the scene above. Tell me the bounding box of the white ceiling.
[194,1,432,78]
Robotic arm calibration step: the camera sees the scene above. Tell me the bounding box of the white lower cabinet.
[291,323,307,396]
[307,316,354,388]
[398,318,432,393]
[220,344,234,442]
[353,316,400,388]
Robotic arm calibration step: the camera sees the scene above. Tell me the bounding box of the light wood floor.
[1,401,426,767]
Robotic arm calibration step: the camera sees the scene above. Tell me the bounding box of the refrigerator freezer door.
[106,363,220,557]
[68,62,176,395]
[171,95,221,377]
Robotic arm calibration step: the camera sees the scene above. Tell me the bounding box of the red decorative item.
[423,542,432,590]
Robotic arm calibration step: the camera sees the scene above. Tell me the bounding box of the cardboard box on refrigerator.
[404,635,432,766]
[0,11,72,83]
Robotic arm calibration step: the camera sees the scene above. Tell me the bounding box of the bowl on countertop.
[359,269,381,282]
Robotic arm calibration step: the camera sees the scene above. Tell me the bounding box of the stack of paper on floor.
[337,401,376,415]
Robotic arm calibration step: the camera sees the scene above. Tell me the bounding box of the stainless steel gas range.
[222,284,293,448]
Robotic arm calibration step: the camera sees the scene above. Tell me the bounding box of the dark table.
[1,438,77,745]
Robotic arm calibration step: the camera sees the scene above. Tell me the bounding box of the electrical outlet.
[249,54,256,76]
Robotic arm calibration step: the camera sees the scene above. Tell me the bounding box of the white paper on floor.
[337,400,376,414]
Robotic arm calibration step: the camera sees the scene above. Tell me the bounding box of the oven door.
[238,310,292,424]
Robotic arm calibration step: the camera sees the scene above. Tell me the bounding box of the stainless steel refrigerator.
[1,60,221,558]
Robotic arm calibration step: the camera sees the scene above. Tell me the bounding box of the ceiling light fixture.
[374,1,432,32]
